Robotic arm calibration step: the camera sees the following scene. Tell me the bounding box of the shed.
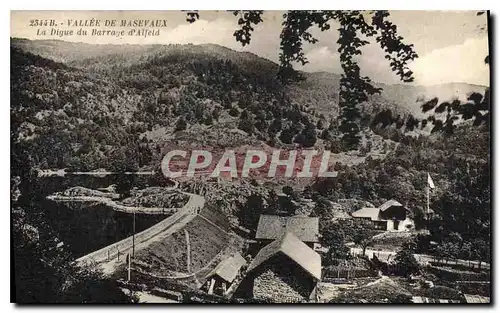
[204,253,247,296]
[206,253,247,284]
[236,232,321,302]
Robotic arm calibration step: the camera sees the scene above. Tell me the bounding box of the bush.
[294,123,317,147]
[395,245,420,277]
[229,106,240,117]
[238,111,254,134]
[279,127,296,144]
[175,117,187,131]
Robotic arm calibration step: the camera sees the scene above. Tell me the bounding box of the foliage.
[60,266,137,303]
[422,55,490,133]
[293,122,317,147]
[395,240,420,277]
[12,193,133,303]
[188,10,418,148]
[235,193,268,232]
[387,293,412,303]
[320,218,377,259]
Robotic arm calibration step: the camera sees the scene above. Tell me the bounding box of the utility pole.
[132,212,136,258]
[127,253,131,282]
[426,185,430,215]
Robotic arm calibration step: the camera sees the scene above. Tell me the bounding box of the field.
[132,205,243,283]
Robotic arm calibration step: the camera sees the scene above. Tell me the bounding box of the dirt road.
[47,194,180,215]
[79,192,205,275]
[350,247,490,269]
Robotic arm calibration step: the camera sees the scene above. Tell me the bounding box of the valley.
[11,37,490,304]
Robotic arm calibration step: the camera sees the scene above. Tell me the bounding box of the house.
[204,253,247,296]
[235,232,321,302]
[255,215,319,248]
[351,200,414,231]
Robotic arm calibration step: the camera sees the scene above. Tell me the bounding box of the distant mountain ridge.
[11,37,488,119]
[296,71,488,118]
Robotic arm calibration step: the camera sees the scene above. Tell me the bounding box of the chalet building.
[204,253,247,296]
[235,232,321,303]
[351,200,414,231]
[255,215,319,249]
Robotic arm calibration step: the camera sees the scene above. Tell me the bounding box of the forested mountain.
[12,38,487,118]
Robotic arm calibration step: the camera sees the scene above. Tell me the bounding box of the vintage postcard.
[11,10,491,304]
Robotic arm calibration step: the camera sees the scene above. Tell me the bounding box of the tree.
[238,110,255,133]
[388,294,412,304]
[324,234,351,264]
[320,220,350,263]
[203,114,213,125]
[395,240,420,277]
[428,159,490,264]
[351,221,378,256]
[316,118,326,130]
[60,265,137,303]
[327,218,379,255]
[236,193,266,232]
[12,178,134,303]
[175,116,187,132]
[254,111,268,132]
[279,195,298,216]
[186,10,418,148]
[115,173,135,198]
[228,106,240,117]
[310,195,331,218]
[421,57,489,134]
[279,126,297,144]
[470,238,489,270]
[268,118,282,136]
[282,185,296,199]
[294,122,317,147]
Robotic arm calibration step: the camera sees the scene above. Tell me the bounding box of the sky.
[11,10,490,86]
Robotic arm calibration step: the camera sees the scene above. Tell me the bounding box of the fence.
[274,296,306,303]
[323,268,377,279]
[454,281,490,297]
[427,265,490,282]
[429,260,490,272]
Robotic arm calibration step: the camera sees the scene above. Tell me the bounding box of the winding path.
[76,191,205,275]
[47,194,180,215]
[47,181,181,215]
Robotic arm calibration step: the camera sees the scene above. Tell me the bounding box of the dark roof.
[379,200,404,212]
[205,253,246,283]
[255,215,319,242]
[248,232,321,281]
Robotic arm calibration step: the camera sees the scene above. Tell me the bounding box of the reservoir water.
[36,175,168,258]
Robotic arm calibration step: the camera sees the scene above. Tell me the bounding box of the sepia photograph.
[10,10,491,304]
